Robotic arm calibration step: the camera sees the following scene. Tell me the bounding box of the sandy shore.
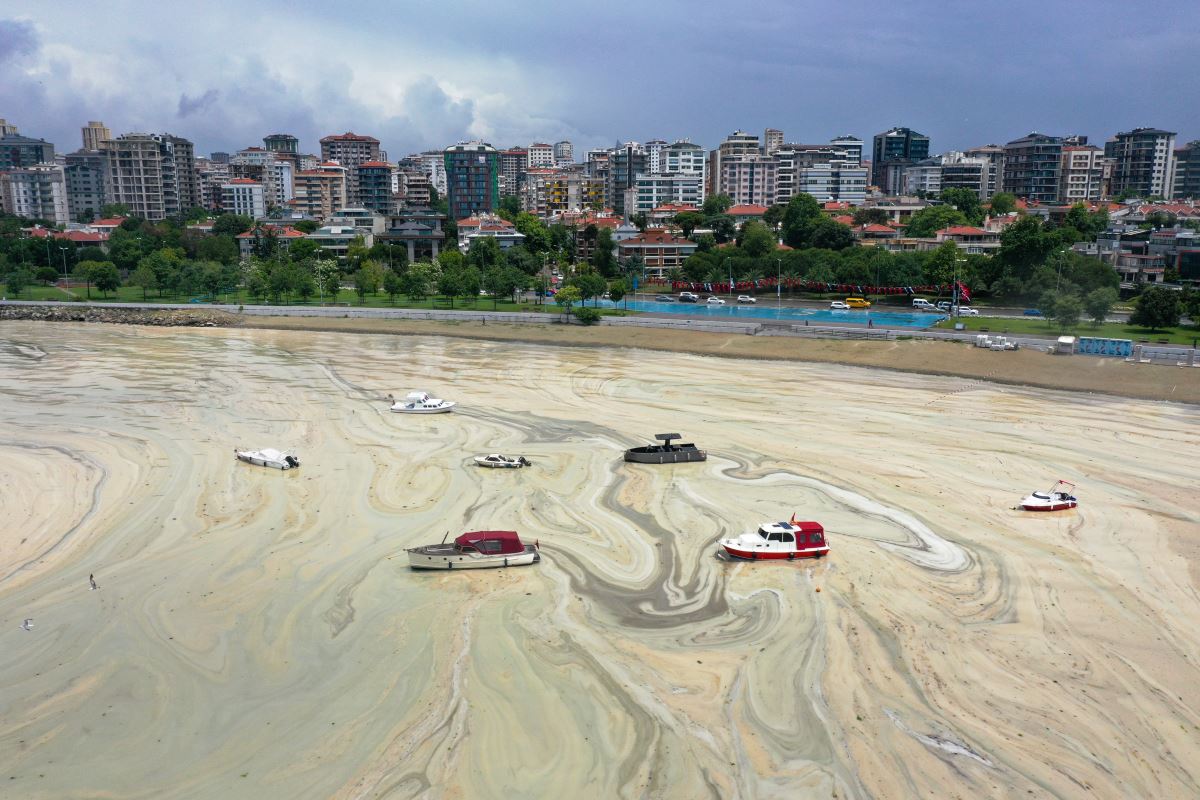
[1,322,1198,799]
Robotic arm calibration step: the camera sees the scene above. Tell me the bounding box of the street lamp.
[776,257,781,309]
[59,246,69,287]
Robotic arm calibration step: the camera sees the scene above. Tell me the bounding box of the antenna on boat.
[441,530,449,544]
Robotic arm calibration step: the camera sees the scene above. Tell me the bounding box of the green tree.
[514,212,550,253]
[740,220,776,257]
[630,212,648,232]
[100,203,131,218]
[554,285,581,317]
[466,236,504,270]
[989,193,1017,215]
[673,211,705,238]
[4,268,33,298]
[923,241,962,288]
[708,215,736,244]
[128,262,159,300]
[402,262,436,301]
[73,260,102,299]
[570,272,607,306]
[293,220,319,234]
[852,207,890,226]
[345,236,369,271]
[92,262,121,297]
[591,228,617,276]
[763,204,787,230]
[1084,287,1118,326]
[573,306,602,325]
[288,238,320,262]
[313,258,341,301]
[458,265,483,305]
[497,195,521,220]
[806,218,855,251]
[1129,287,1181,332]
[1063,204,1109,238]
[940,188,984,225]
[702,194,732,216]
[780,193,823,247]
[212,214,253,237]
[35,265,59,285]
[904,205,969,238]
[383,269,403,305]
[196,234,239,265]
[1051,293,1083,330]
[437,262,462,307]
[996,216,1059,283]
[608,279,627,305]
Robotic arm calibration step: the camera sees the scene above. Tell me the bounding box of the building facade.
[263,133,299,155]
[221,179,267,218]
[81,121,111,151]
[0,164,69,224]
[499,148,528,197]
[444,141,500,220]
[355,161,396,215]
[1105,128,1176,199]
[625,173,705,215]
[291,166,347,220]
[0,133,55,170]
[553,140,574,165]
[607,143,647,218]
[319,132,381,205]
[720,155,777,206]
[1002,133,1063,203]
[1174,141,1200,200]
[871,127,930,190]
[520,171,604,217]
[100,133,198,220]
[62,150,112,221]
[527,143,555,167]
[1059,145,1109,202]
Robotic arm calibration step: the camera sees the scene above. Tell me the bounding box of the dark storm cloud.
[178,89,219,118]
[0,17,37,63]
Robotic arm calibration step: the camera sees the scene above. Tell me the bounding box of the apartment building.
[720,155,776,206]
[520,170,603,217]
[624,173,705,215]
[100,133,198,220]
[0,132,55,170]
[871,127,930,190]
[319,132,381,205]
[553,140,574,165]
[62,150,112,221]
[662,140,706,181]
[616,229,698,278]
[645,140,667,174]
[764,128,784,156]
[81,121,111,151]
[1174,140,1200,200]
[1105,127,1176,199]
[964,145,1004,199]
[0,163,69,224]
[607,143,647,217]
[397,167,432,208]
[221,178,267,218]
[528,143,555,167]
[499,148,528,197]
[291,165,348,220]
[444,141,500,220]
[709,130,761,196]
[1059,145,1110,202]
[1002,132,1063,203]
[263,133,299,155]
[355,161,396,214]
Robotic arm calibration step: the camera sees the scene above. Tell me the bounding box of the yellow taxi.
[844,297,872,308]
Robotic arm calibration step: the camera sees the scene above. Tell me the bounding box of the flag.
[957,281,971,304]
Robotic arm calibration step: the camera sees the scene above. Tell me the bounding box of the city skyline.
[3,1,1199,160]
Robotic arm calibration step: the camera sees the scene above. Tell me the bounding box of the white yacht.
[389,391,456,414]
[474,454,532,469]
[235,448,300,470]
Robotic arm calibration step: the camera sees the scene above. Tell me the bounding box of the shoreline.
[4,304,1199,403]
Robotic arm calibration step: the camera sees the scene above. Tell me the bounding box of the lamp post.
[776,257,781,309]
[725,257,732,299]
[59,246,69,288]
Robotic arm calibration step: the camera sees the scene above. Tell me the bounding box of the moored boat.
[235,447,300,470]
[719,516,829,560]
[1019,480,1077,511]
[390,391,456,414]
[624,433,707,464]
[407,530,540,569]
[474,454,532,468]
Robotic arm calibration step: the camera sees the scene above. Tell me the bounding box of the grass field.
[937,315,1200,345]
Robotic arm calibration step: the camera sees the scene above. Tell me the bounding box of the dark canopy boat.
[407,530,540,569]
[624,433,707,464]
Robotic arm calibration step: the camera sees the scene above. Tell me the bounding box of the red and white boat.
[1019,480,1077,512]
[719,516,829,560]
[407,530,540,569]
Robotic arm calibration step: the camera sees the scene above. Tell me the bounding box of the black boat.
[624,433,707,464]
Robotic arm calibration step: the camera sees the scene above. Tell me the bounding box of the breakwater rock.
[0,304,239,327]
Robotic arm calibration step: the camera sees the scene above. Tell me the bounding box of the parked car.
[706,296,726,305]
[936,301,953,312]
[736,295,757,304]
[679,291,699,302]
[829,301,851,310]
[845,297,872,308]
[1023,308,1043,316]
[654,295,675,302]
[912,298,939,311]
[956,307,980,316]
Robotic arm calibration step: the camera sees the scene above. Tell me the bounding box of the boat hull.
[721,544,829,560]
[236,454,294,470]
[407,544,540,569]
[1020,501,1077,512]
[391,406,455,414]
[624,448,707,464]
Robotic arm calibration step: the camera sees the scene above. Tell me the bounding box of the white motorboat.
[407,531,540,570]
[235,447,300,470]
[719,515,829,560]
[1019,480,1077,512]
[389,391,456,414]
[474,454,532,469]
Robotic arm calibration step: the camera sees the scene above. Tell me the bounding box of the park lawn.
[937,315,1200,345]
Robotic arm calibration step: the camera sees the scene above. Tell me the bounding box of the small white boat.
[474,454,532,469]
[389,391,456,414]
[235,447,300,470]
[408,531,540,570]
[719,515,829,561]
[1019,480,1077,512]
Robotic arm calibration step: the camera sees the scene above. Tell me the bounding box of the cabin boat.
[474,454,532,469]
[235,448,300,470]
[390,391,456,414]
[407,530,540,570]
[1019,480,1077,512]
[624,433,707,464]
[719,516,829,560]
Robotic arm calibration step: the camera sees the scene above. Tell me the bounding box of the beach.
[1,321,1198,799]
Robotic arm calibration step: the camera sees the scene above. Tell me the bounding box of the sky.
[2,0,1198,160]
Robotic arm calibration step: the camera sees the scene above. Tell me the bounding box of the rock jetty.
[0,305,239,328]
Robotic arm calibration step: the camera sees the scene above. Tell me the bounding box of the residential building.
[662,140,707,184]
[964,145,1004,199]
[647,202,698,227]
[902,158,942,196]
[528,143,555,167]
[416,151,448,194]
[1105,128,1177,199]
[100,133,198,220]
[645,139,667,174]
[307,224,374,259]
[710,130,761,195]
[934,225,1001,254]
[829,136,863,165]
[0,119,18,136]
[871,127,930,190]
[355,161,396,215]
[794,160,867,204]
[221,178,267,218]
[291,165,347,220]
[499,148,528,197]
[607,142,647,218]
[327,207,386,234]
[456,213,525,251]
[62,150,112,221]
[553,140,574,165]
[616,229,697,278]
[0,132,55,170]
[319,132,381,204]
[263,133,299,155]
[1149,228,1200,281]
[1059,146,1109,202]
[728,204,768,225]
[939,152,992,200]
[269,160,294,208]
[1002,132,1063,203]
[720,155,777,206]
[397,167,432,208]
[1174,140,1200,200]
[625,172,705,215]
[195,157,231,210]
[235,224,306,259]
[378,207,446,261]
[81,121,111,151]
[444,141,500,220]
[0,164,69,225]
[772,140,866,205]
[764,128,784,156]
[520,170,604,217]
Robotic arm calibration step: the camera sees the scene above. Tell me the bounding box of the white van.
[912,298,938,311]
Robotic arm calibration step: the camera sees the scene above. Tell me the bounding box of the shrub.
[573,306,602,325]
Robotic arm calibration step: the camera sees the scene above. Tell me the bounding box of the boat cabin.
[758,520,825,548]
[454,530,525,555]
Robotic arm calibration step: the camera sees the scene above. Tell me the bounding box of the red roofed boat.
[719,515,829,560]
[407,530,540,570]
[1019,480,1077,512]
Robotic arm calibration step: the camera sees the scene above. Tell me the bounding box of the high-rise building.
[1002,132,1063,203]
[499,148,528,197]
[964,145,1004,199]
[81,121,111,151]
[645,139,667,174]
[607,142,647,217]
[1173,140,1200,200]
[221,179,267,218]
[416,151,448,195]
[0,119,18,136]
[662,140,706,179]
[1105,128,1177,199]
[710,130,762,195]
[292,165,347,220]
[356,161,396,215]
[1059,146,1109,202]
[829,136,863,165]
[871,127,930,191]
[528,143,555,167]
[720,155,776,206]
[0,163,69,224]
[319,132,381,204]
[553,140,574,165]
[63,150,112,221]
[264,133,299,154]
[520,170,604,217]
[764,128,784,156]
[626,173,705,215]
[195,157,231,210]
[100,133,198,220]
[901,152,991,201]
[773,140,865,205]
[443,141,500,220]
[0,132,55,170]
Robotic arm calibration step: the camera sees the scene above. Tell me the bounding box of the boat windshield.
[1032,492,1049,499]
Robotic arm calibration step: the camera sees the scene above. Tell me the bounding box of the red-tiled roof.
[457,215,515,228]
[823,201,850,210]
[832,215,855,225]
[728,204,769,215]
[320,132,380,143]
[938,226,988,236]
[90,217,126,227]
[653,203,698,213]
[619,229,695,246]
[859,223,897,233]
[236,225,307,239]
[357,161,393,169]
